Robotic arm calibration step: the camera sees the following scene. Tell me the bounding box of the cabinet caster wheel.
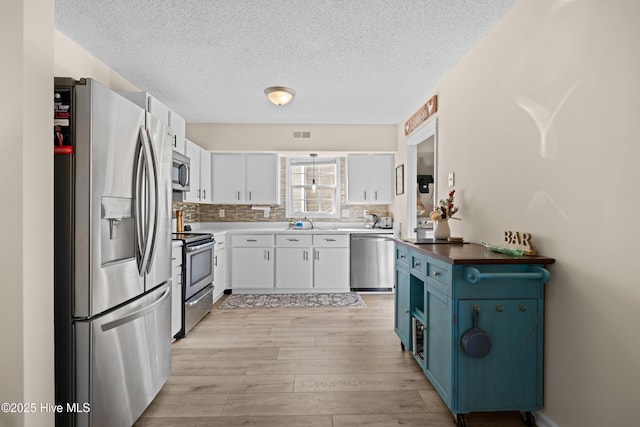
[455,414,467,427]
[400,342,405,351]
[520,411,536,426]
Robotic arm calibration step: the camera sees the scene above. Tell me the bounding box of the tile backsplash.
[172,157,390,224]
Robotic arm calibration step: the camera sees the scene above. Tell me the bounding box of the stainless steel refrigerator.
[54,78,173,427]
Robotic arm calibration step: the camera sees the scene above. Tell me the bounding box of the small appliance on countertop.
[378,216,393,229]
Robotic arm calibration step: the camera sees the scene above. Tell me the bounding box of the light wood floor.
[134,294,528,427]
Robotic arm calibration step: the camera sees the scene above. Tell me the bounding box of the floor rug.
[218,292,366,310]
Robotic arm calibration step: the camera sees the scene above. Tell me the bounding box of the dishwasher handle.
[351,235,395,242]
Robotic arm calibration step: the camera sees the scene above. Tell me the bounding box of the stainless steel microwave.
[172,151,190,191]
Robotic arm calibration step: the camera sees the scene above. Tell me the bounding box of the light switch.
[448,172,455,187]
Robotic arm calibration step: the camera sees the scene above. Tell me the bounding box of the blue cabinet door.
[456,299,540,412]
[425,283,452,405]
[395,266,411,349]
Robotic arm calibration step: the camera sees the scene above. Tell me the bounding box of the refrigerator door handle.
[100,287,171,332]
[133,127,147,275]
[143,127,160,274]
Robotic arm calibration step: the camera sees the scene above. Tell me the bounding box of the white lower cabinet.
[312,235,350,290]
[212,234,227,301]
[231,247,274,288]
[171,242,183,338]
[230,235,274,289]
[230,233,350,292]
[276,247,312,288]
[313,247,349,289]
[275,235,313,289]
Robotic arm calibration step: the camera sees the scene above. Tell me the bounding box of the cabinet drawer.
[276,234,313,247]
[231,234,273,247]
[396,245,409,269]
[410,252,426,279]
[313,234,349,247]
[427,258,451,286]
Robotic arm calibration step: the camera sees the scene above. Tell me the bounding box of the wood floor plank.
[139,392,228,418]
[332,412,454,427]
[277,345,405,360]
[135,415,333,427]
[172,335,316,348]
[220,390,428,416]
[294,372,432,392]
[244,357,422,376]
[162,374,295,394]
[171,346,279,360]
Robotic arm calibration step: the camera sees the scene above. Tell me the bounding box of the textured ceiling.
[55,0,517,124]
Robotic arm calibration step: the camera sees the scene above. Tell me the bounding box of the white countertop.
[187,222,397,236]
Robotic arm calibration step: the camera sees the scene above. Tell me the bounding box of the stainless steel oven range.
[172,232,215,337]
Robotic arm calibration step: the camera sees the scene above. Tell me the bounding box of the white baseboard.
[535,411,559,427]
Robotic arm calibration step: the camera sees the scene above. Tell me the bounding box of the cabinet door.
[395,266,411,349]
[276,248,312,288]
[199,149,212,203]
[347,154,370,203]
[370,154,394,204]
[171,245,183,338]
[246,154,279,204]
[147,96,171,128]
[213,247,226,291]
[456,299,539,412]
[424,284,452,405]
[169,110,186,154]
[212,154,245,203]
[184,139,201,203]
[231,247,273,288]
[313,248,349,289]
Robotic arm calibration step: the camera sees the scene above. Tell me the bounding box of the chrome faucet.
[304,216,315,229]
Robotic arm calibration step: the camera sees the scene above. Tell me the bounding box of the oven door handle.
[186,241,215,252]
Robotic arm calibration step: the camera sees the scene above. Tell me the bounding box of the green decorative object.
[480,241,524,257]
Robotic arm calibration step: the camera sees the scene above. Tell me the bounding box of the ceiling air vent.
[292,131,311,140]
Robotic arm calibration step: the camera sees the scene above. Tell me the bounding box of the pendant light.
[310,153,317,192]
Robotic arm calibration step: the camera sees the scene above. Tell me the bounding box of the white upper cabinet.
[347,154,394,204]
[119,92,170,127]
[119,91,186,154]
[184,139,211,203]
[211,154,244,203]
[211,153,279,204]
[169,111,186,155]
[246,154,280,204]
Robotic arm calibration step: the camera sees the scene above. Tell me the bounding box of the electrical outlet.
[448,172,455,187]
[219,209,225,218]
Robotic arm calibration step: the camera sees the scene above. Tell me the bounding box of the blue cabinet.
[394,241,554,424]
[394,245,411,349]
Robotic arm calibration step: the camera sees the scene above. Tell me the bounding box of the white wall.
[187,123,397,152]
[0,1,55,426]
[54,30,140,92]
[396,1,640,425]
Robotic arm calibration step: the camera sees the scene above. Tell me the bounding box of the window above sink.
[286,157,340,218]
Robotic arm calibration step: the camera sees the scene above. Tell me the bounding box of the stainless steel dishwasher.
[350,233,395,291]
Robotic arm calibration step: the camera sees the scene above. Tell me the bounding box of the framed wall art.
[396,164,404,195]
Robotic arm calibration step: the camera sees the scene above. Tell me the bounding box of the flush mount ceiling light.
[264,86,295,106]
